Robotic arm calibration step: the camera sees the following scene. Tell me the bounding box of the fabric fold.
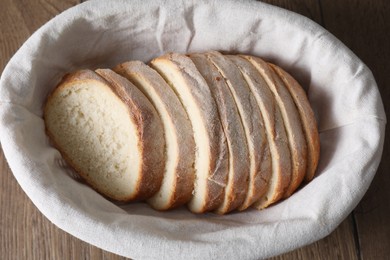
[0,0,385,259]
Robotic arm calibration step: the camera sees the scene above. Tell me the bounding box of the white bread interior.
[44,71,143,201]
[114,61,196,210]
[190,53,250,214]
[150,53,229,213]
[95,69,166,201]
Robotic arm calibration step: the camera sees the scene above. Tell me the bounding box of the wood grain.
[271,216,358,260]
[0,0,388,259]
[260,0,323,23]
[0,0,125,259]
[321,1,390,259]
[0,0,30,72]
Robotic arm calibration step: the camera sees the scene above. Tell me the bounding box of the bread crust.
[114,61,195,210]
[150,53,229,213]
[44,52,318,213]
[245,57,307,197]
[269,64,320,182]
[219,54,272,210]
[233,57,291,209]
[44,69,165,201]
[95,69,165,201]
[190,53,250,214]
[44,70,126,201]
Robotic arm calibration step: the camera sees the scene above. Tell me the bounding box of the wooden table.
[1,0,389,259]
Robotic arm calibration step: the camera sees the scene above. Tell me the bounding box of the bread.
[245,56,307,198]
[269,64,320,182]
[150,53,229,214]
[189,53,250,214]
[113,61,196,210]
[44,52,320,214]
[210,52,272,211]
[44,69,165,201]
[231,56,292,209]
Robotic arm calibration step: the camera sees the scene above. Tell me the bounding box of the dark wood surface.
[1,0,388,259]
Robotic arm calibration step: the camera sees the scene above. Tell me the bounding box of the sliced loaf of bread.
[231,56,292,209]
[44,52,320,214]
[150,53,229,214]
[44,69,165,202]
[114,61,196,210]
[190,53,250,214]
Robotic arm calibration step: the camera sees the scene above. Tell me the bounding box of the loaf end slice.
[44,69,165,202]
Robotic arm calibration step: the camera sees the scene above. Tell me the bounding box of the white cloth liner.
[0,0,386,259]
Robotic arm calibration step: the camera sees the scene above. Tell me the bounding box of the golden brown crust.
[44,52,319,213]
[269,64,320,182]
[44,70,140,201]
[236,56,291,209]
[95,69,165,201]
[114,61,195,210]
[244,56,307,198]
[189,53,250,214]
[224,54,272,210]
[44,70,109,112]
[151,53,229,213]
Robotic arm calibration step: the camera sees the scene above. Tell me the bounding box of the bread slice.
[244,56,307,197]
[150,53,229,213]
[230,56,292,209]
[189,53,250,214]
[44,69,165,202]
[269,64,320,182]
[210,52,272,211]
[113,61,195,210]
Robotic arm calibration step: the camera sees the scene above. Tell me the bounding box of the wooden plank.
[0,0,79,72]
[258,1,359,258]
[0,0,126,259]
[11,0,77,32]
[0,149,126,260]
[320,1,390,259]
[271,216,358,259]
[0,0,30,72]
[260,0,323,24]
[0,0,368,259]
